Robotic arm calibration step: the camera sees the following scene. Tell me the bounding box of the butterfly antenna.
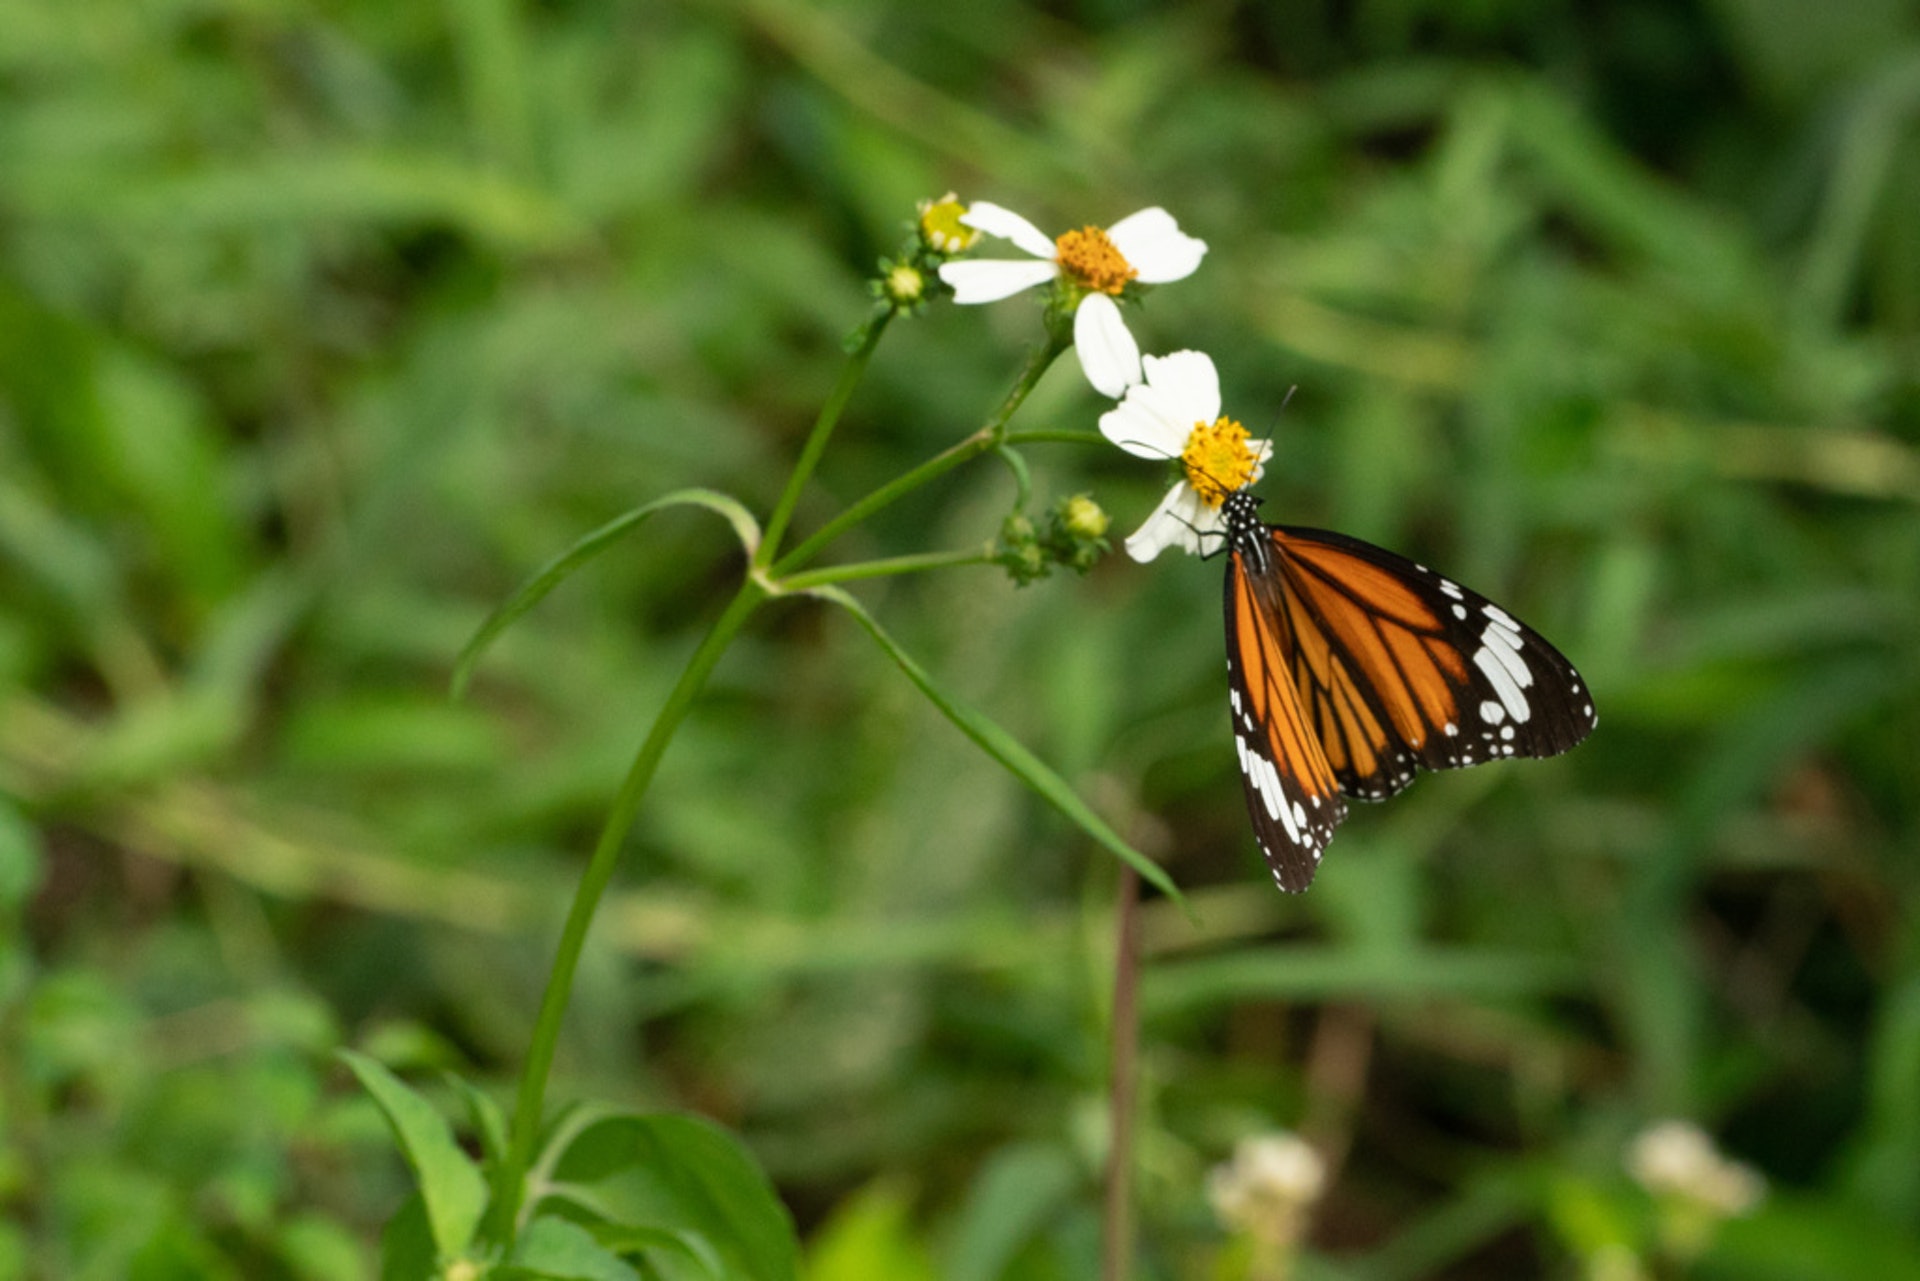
[1251,384,1297,470]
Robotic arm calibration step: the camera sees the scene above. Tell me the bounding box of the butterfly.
[1212,488,1596,892]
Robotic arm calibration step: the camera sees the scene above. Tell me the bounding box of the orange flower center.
[1054,226,1137,295]
[1181,416,1259,507]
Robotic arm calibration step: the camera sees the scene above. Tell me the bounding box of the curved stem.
[759,311,894,567]
[487,578,768,1241]
[772,334,1068,575]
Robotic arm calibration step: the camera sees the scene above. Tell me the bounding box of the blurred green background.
[3,1,1919,1277]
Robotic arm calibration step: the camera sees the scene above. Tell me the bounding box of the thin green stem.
[759,311,894,567]
[772,333,1068,575]
[487,579,768,1242]
[1003,428,1112,447]
[779,547,990,591]
[994,443,1033,510]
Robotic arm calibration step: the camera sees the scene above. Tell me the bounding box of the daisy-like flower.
[938,202,1207,397]
[1098,350,1271,562]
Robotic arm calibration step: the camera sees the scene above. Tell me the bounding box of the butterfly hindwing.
[1224,547,1346,892]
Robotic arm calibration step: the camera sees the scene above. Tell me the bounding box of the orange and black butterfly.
[1213,489,1596,892]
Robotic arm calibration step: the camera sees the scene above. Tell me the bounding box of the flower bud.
[917,193,980,255]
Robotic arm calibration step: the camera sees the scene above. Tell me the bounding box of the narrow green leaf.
[448,1073,510,1173]
[504,1215,642,1281]
[378,1192,438,1281]
[591,1226,727,1281]
[452,489,761,697]
[0,798,46,917]
[807,585,1182,904]
[549,1112,798,1281]
[339,1049,488,1262]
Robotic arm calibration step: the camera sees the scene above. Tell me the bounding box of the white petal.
[1142,350,1221,423]
[1123,484,1196,562]
[1108,207,1207,283]
[1099,374,1210,459]
[938,258,1057,303]
[1073,293,1141,397]
[959,201,1057,259]
[1099,395,1187,459]
[1124,484,1215,561]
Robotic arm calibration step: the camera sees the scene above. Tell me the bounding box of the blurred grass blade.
[808,584,1181,905]
[453,489,761,697]
[945,1142,1080,1281]
[338,1049,488,1262]
[1144,946,1583,1015]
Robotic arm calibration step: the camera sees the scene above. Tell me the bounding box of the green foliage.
[339,1050,488,1265]
[6,0,1920,1277]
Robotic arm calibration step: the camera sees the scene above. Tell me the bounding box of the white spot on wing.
[1475,619,1534,722]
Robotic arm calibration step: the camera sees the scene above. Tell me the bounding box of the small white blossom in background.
[937,202,1206,397]
[1627,1120,1765,1216]
[1208,1132,1326,1279]
[1626,1119,1764,1265]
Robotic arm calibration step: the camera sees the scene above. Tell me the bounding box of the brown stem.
[1101,863,1143,1281]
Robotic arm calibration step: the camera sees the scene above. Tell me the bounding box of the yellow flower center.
[919,194,979,254]
[1181,416,1259,508]
[1054,226,1137,295]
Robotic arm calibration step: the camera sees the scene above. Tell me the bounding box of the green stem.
[772,333,1067,575]
[487,579,768,1241]
[759,312,893,566]
[1003,428,1112,447]
[780,547,991,591]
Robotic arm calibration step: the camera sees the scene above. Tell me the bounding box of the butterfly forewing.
[1218,492,1596,892]
[1270,525,1596,783]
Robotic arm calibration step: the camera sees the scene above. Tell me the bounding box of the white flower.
[1207,1132,1326,1248]
[1627,1120,1765,1217]
[1098,350,1270,562]
[937,202,1207,397]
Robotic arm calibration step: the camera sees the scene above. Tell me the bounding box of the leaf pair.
[341,1050,798,1280]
